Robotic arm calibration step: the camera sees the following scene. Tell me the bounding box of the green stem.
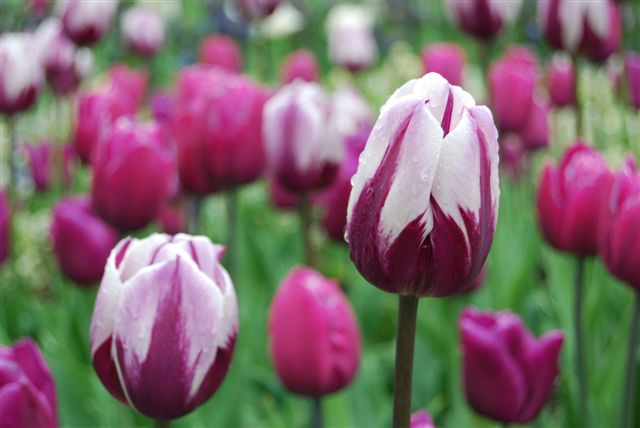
[575,257,588,427]
[392,295,419,428]
[478,39,492,91]
[299,193,316,267]
[572,55,582,139]
[225,187,238,276]
[154,420,170,428]
[619,292,640,428]
[311,396,323,428]
[188,196,202,235]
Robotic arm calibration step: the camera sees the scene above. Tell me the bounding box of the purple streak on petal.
[91,337,127,404]
[441,89,454,137]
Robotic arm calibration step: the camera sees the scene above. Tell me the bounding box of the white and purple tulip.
[90,233,238,420]
[57,0,120,46]
[444,0,522,40]
[325,4,378,72]
[0,33,43,115]
[120,5,166,57]
[346,73,500,297]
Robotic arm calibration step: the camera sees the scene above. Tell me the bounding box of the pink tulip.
[150,90,175,124]
[158,199,187,235]
[90,234,238,419]
[280,50,319,84]
[627,52,640,110]
[50,196,120,285]
[460,307,563,424]
[421,43,466,86]
[346,73,499,296]
[268,267,361,396]
[58,0,119,46]
[499,134,526,179]
[521,97,549,151]
[235,0,281,19]
[547,54,576,108]
[27,0,49,15]
[268,178,299,210]
[91,118,174,231]
[121,5,165,57]
[411,410,436,428]
[0,33,42,115]
[24,143,52,192]
[444,0,522,40]
[0,339,58,428]
[326,4,378,72]
[198,35,242,74]
[0,191,9,265]
[107,65,148,111]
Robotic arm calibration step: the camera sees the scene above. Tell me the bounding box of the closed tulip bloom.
[547,54,576,108]
[522,97,549,151]
[599,159,640,289]
[158,199,187,235]
[107,65,148,112]
[0,33,42,115]
[460,307,563,424]
[25,143,52,192]
[500,135,526,179]
[421,43,465,86]
[539,0,621,62]
[50,196,119,285]
[121,5,165,57]
[90,233,238,419]
[346,72,500,297]
[281,50,319,84]
[489,47,539,134]
[411,410,436,428]
[264,81,341,193]
[58,0,119,46]
[444,0,522,40]
[235,0,281,19]
[536,143,613,256]
[627,52,640,110]
[268,267,361,396]
[0,339,58,428]
[198,35,242,74]
[0,191,9,265]
[326,4,378,72]
[91,118,174,231]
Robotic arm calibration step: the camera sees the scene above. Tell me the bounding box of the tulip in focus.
[326,4,378,72]
[58,0,120,46]
[421,43,465,86]
[50,196,120,285]
[444,0,522,40]
[536,142,613,256]
[0,191,9,266]
[91,118,174,231]
[627,52,640,110]
[0,339,58,428]
[121,5,165,56]
[411,410,436,428]
[268,267,361,396]
[281,49,319,84]
[547,54,576,108]
[198,35,242,74]
[460,307,563,424]
[346,72,500,297]
[90,233,238,419]
[0,33,42,115]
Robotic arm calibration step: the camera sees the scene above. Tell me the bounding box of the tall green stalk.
[619,292,640,428]
[392,295,419,428]
[575,257,588,426]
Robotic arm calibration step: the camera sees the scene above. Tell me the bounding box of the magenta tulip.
[50,196,119,285]
[107,65,148,112]
[536,143,613,256]
[539,0,621,62]
[58,0,119,46]
[281,49,319,84]
[0,33,42,115]
[121,5,165,56]
[522,96,549,152]
[326,4,378,72]
[421,43,465,86]
[235,0,281,19]
[268,267,361,396]
[411,410,436,428]
[90,233,238,420]
[150,90,175,124]
[158,199,187,235]
[91,118,174,231]
[268,178,299,210]
[547,54,576,108]
[0,339,58,428]
[500,135,526,179]
[198,35,242,74]
[24,143,52,192]
[460,307,563,424]
[444,0,522,40]
[627,52,640,110]
[346,72,500,297]
[0,191,9,265]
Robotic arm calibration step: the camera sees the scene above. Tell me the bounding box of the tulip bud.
[107,65,148,112]
[0,33,42,115]
[158,199,187,235]
[627,52,640,110]
[198,35,242,74]
[280,49,319,84]
[347,73,500,297]
[411,410,436,428]
[326,4,378,72]
[0,190,9,266]
[268,267,361,396]
[500,135,526,179]
[547,54,576,108]
[460,307,564,424]
[536,143,613,256]
[58,0,119,46]
[444,0,522,40]
[521,97,549,152]
[264,81,341,193]
[599,159,640,289]
[235,0,281,19]
[24,143,52,192]
[50,196,119,285]
[539,0,621,62]
[121,5,165,57]
[421,43,465,87]
[91,118,174,231]
[0,339,58,428]
[90,233,238,419]
[488,47,539,134]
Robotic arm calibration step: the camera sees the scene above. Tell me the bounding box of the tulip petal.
[8,340,57,417]
[0,381,57,428]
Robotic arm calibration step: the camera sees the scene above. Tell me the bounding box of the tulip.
[326,4,378,72]
[50,196,119,285]
[91,118,174,231]
[264,81,341,193]
[420,43,465,86]
[27,0,49,15]
[25,143,52,192]
[158,199,187,235]
[460,307,564,424]
[521,96,549,152]
[500,135,526,179]
[198,35,242,74]
[0,33,42,115]
[268,178,299,210]
[269,267,361,396]
[90,233,238,420]
[280,49,319,84]
[121,5,165,57]
[547,54,576,108]
[235,0,281,19]
[627,52,640,110]
[488,46,539,134]
[444,0,522,40]
[0,191,9,265]
[411,410,436,428]
[538,0,621,62]
[58,0,119,46]
[107,65,148,112]
[0,338,58,428]
[150,90,175,124]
